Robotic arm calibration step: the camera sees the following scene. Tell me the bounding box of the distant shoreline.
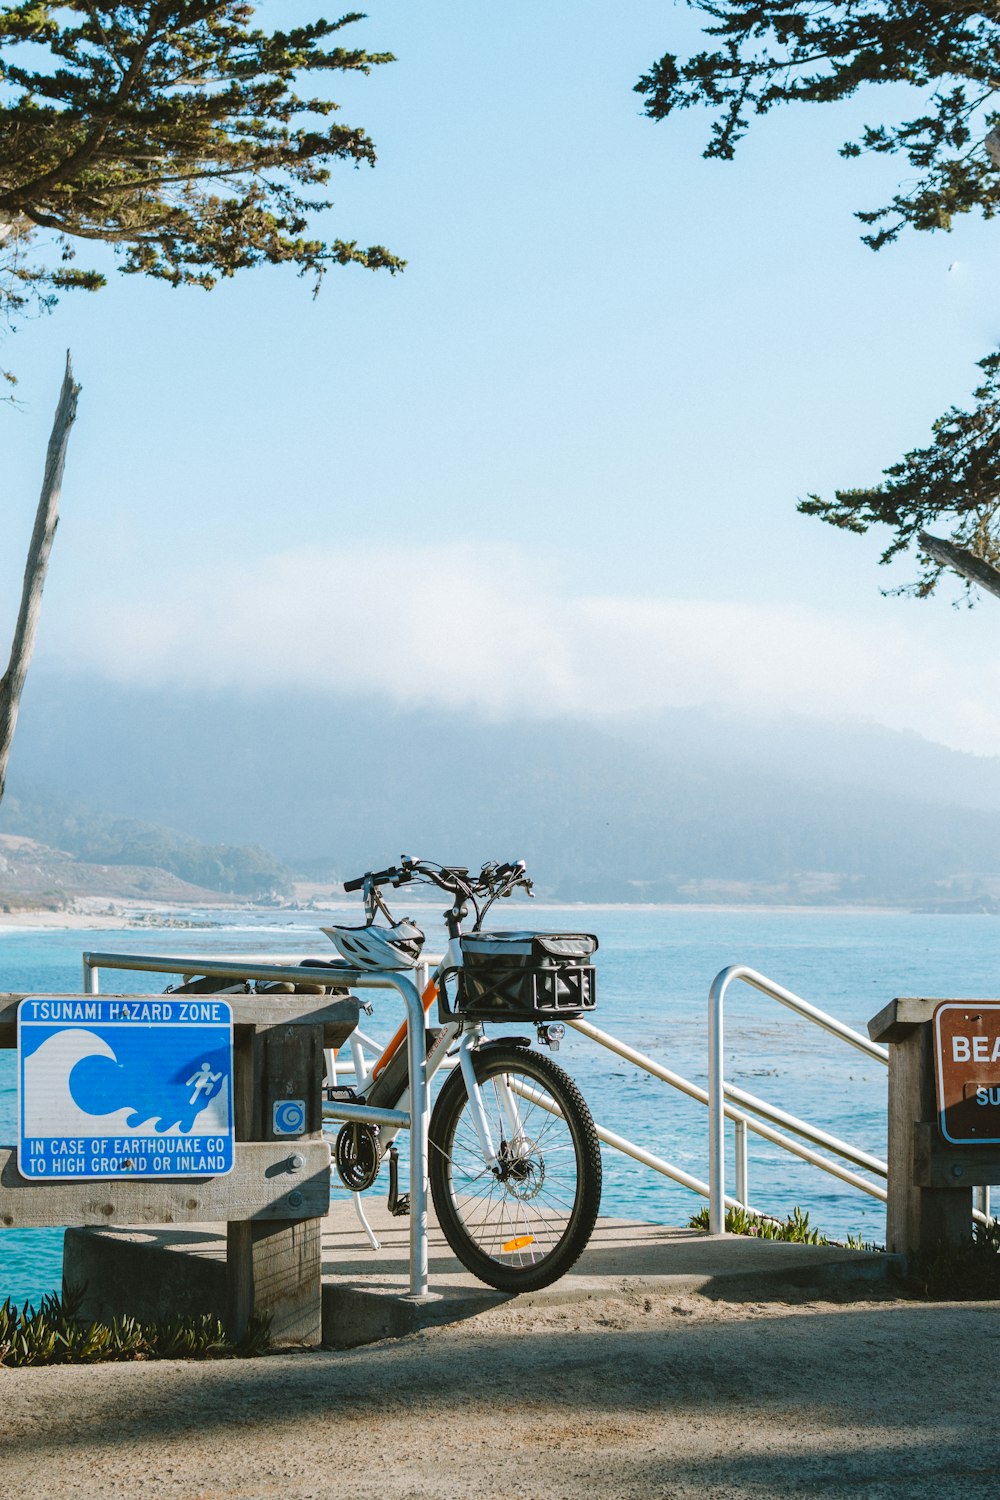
[0,896,991,930]
[0,897,234,932]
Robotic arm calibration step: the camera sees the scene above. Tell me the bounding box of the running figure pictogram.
[186,1061,222,1105]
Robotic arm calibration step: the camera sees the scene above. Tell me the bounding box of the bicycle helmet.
[321,920,425,970]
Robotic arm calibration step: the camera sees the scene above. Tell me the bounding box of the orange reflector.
[501,1234,536,1253]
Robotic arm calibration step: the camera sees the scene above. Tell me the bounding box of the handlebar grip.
[344,863,405,892]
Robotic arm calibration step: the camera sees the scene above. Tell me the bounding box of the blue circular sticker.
[273,1099,306,1135]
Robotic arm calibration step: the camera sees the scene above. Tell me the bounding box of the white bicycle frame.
[325,935,532,1265]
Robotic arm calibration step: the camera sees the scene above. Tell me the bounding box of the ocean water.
[2,903,998,1305]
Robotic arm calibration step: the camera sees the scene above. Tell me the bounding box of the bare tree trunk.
[0,353,81,804]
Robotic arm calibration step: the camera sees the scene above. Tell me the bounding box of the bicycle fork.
[457,1029,526,1172]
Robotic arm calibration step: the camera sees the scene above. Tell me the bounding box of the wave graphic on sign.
[21,1030,136,1138]
[22,1028,230,1137]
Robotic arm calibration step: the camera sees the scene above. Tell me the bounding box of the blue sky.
[5,1,1000,754]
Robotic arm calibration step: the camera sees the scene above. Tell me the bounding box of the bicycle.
[321,857,603,1293]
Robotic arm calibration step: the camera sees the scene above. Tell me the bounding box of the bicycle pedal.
[387,1143,410,1217]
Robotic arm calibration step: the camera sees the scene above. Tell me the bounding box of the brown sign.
[934,1002,1000,1144]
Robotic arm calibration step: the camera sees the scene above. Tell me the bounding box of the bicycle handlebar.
[342,857,532,921]
[344,866,401,893]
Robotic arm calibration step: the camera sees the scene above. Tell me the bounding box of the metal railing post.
[708,969,727,1233]
[708,964,888,1236]
[734,1118,748,1209]
[388,973,430,1299]
[569,1015,887,1206]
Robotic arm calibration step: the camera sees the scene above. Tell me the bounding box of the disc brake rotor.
[497,1137,545,1201]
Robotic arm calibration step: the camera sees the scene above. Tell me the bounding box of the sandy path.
[2,1291,999,1499]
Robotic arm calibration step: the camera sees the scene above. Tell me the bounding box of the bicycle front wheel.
[428,1041,602,1293]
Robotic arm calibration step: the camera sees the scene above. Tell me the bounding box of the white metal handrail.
[708,965,888,1234]
[510,1075,766,1214]
[568,1015,888,1217]
[79,942,1000,1255]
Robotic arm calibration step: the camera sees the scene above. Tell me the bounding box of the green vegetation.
[0,2,401,371]
[691,1203,1000,1298]
[638,0,1000,599]
[637,0,1000,250]
[689,1204,885,1249]
[0,1290,271,1366]
[905,1221,1000,1300]
[0,790,292,899]
[845,1232,884,1254]
[689,1204,831,1244]
[798,353,1000,601]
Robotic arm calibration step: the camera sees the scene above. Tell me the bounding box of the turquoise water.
[2,904,998,1304]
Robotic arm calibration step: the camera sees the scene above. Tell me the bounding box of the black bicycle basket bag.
[439,931,598,1023]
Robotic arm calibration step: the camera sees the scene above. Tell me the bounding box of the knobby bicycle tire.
[428,1041,602,1293]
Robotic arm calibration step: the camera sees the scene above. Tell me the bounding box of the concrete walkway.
[65,1193,897,1348]
[7,1283,997,1499]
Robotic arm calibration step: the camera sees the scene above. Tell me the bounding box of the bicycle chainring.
[334,1122,383,1191]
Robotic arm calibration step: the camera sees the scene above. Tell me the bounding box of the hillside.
[9,672,1000,907]
[0,834,240,911]
[0,794,292,904]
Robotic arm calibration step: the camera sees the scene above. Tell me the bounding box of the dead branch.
[0,353,81,803]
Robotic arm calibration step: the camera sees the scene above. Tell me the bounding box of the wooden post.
[227,1021,327,1346]
[869,998,973,1256]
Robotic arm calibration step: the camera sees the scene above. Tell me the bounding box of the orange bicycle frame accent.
[371,976,439,1079]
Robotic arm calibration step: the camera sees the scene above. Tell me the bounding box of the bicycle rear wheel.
[428,1041,602,1293]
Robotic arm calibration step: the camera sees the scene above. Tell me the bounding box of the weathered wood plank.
[228,1217,323,1346]
[0,1140,330,1228]
[869,997,953,1044]
[912,1121,1000,1190]
[0,993,358,1049]
[227,1022,325,1346]
[885,1023,971,1255]
[257,1022,326,1139]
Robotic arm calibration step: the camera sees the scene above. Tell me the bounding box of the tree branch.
[919,529,1000,601]
[2,6,165,208]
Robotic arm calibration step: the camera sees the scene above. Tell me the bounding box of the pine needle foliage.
[0,2,402,344]
[635,1,1000,597]
[0,1287,272,1365]
[635,0,1000,250]
[798,352,1000,599]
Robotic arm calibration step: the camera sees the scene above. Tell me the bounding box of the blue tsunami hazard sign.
[17,996,234,1181]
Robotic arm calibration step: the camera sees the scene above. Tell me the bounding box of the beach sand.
[2,1288,998,1498]
[0,897,231,931]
